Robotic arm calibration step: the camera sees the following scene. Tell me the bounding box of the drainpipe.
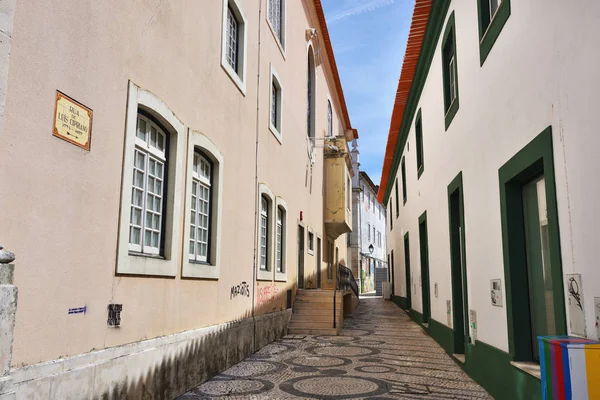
[251,0,264,352]
[0,245,17,382]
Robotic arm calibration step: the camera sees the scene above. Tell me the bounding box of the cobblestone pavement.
[179,298,492,399]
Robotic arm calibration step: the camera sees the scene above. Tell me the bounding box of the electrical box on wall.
[595,297,600,340]
[446,300,452,327]
[491,279,502,307]
[469,309,477,345]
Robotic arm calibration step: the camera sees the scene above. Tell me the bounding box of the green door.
[449,187,468,354]
[404,233,412,309]
[419,213,431,324]
[523,176,556,361]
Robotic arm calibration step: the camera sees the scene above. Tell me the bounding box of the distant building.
[348,140,387,294]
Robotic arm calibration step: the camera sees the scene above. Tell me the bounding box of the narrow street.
[179,298,492,399]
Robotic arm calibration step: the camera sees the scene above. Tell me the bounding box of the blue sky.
[321,0,414,186]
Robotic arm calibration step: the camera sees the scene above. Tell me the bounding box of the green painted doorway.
[419,212,431,324]
[448,173,469,355]
[404,232,412,309]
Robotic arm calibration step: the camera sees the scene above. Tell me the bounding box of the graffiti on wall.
[256,283,279,306]
[230,281,250,299]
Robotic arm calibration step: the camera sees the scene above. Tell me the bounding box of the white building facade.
[379,1,600,399]
[349,141,387,294]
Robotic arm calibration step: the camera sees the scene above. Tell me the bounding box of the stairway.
[288,289,343,335]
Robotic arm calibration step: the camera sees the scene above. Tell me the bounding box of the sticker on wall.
[469,309,477,345]
[446,300,452,327]
[491,279,503,307]
[594,297,600,340]
[68,306,86,315]
[53,91,93,150]
[566,274,586,337]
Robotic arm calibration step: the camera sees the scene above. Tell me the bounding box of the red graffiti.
[256,283,278,306]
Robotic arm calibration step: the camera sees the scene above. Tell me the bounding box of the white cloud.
[327,0,395,23]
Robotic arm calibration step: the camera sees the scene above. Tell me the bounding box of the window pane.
[130,226,141,245]
[137,118,146,141]
[227,7,239,72]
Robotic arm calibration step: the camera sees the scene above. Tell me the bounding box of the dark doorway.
[404,232,412,309]
[448,173,469,355]
[390,250,395,295]
[419,212,431,324]
[316,237,322,288]
[298,225,305,289]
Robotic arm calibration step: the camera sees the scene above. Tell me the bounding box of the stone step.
[292,308,340,317]
[289,321,337,330]
[296,290,335,297]
[290,314,338,323]
[294,297,342,304]
[288,327,339,336]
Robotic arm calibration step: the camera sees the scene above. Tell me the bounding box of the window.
[373,227,376,244]
[308,231,314,255]
[368,224,371,241]
[477,0,510,65]
[327,100,333,137]
[221,0,247,93]
[307,47,316,140]
[260,195,270,271]
[268,0,283,43]
[129,113,168,256]
[395,178,400,217]
[378,232,381,247]
[189,152,212,262]
[401,157,407,204]
[415,109,424,178]
[183,131,225,279]
[117,82,185,277]
[276,207,284,272]
[442,12,459,130]
[269,65,283,142]
[347,176,351,209]
[389,199,393,231]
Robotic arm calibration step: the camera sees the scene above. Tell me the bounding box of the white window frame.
[449,56,456,106]
[267,0,286,58]
[257,183,275,281]
[117,81,185,277]
[129,114,167,256]
[275,197,288,281]
[182,130,224,279]
[221,0,247,95]
[269,64,283,143]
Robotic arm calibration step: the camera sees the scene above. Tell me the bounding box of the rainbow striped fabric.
[539,336,600,400]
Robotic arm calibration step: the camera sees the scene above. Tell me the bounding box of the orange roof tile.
[377,0,432,203]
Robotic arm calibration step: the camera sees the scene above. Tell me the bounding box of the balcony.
[324,136,352,239]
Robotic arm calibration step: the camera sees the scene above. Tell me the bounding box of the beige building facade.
[0,0,356,397]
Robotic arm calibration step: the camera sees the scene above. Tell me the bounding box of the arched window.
[189,152,212,263]
[327,100,333,137]
[307,47,316,139]
[129,113,168,255]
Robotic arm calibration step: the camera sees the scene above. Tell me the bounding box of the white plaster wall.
[388,0,600,352]
[359,179,387,263]
[0,0,353,367]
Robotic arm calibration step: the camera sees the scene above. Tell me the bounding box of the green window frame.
[401,157,407,204]
[395,177,400,217]
[441,12,459,131]
[477,0,511,66]
[498,126,566,362]
[389,199,393,231]
[415,109,424,178]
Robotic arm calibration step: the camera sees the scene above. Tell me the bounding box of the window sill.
[128,251,166,261]
[269,123,283,144]
[479,0,511,66]
[221,62,246,96]
[308,249,314,256]
[417,165,424,179]
[510,361,541,380]
[267,20,286,60]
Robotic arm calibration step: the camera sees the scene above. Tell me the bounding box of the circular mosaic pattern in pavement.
[355,365,396,374]
[358,340,387,346]
[221,360,286,378]
[313,335,360,343]
[286,355,352,368]
[257,342,296,356]
[339,328,374,336]
[320,369,347,376]
[195,378,274,397]
[280,375,389,399]
[309,345,380,357]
